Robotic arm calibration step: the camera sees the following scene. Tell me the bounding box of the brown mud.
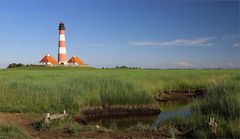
[155,88,206,101]
[0,113,184,138]
[80,105,160,118]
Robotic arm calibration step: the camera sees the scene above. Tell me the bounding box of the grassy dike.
[0,67,238,114]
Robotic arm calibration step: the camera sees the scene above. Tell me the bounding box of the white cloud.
[233,43,240,47]
[128,37,215,47]
[177,61,194,68]
[227,62,234,66]
[165,61,195,69]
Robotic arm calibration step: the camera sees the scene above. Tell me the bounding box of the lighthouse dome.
[59,22,65,30]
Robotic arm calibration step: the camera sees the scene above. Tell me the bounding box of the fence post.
[44,113,50,123]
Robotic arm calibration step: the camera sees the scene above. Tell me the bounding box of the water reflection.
[149,100,193,129]
[150,107,191,129]
[88,100,194,129]
[88,115,157,129]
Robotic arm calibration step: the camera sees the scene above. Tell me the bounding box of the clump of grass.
[31,117,113,136]
[48,118,97,135]
[158,76,240,138]
[193,79,240,138]
[0,124,28,139]
[197,80,240,120]
[129,122,150,131]
[99,79,154,106]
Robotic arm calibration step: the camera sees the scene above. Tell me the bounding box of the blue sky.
[0,0,239,68]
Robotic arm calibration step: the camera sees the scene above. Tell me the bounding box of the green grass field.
[0,67,238,114]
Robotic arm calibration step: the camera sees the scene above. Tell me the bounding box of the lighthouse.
[39,22,87,67]
[58,22,67,65]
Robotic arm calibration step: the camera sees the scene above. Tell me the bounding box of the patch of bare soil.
[155,88,206,101]
[0,113,80,138]
[0,112,42,137]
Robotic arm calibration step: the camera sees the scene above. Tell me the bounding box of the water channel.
[88,100,195,129]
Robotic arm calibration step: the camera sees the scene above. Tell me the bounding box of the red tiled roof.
[68,56,85,65]
[39,54,58,65]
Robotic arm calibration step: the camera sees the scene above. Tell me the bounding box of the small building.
[68,55,86,66]
[39,54,58,66]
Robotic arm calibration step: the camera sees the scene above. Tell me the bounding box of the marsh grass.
[129,122,150,131]
[158,75,240,138]
[0,68,238,114]
[0,124,28,139]
[31,117,97,136]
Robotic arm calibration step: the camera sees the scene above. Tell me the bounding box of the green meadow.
[0,67,238,114]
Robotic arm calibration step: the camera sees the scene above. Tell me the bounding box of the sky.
[0,0,239,69]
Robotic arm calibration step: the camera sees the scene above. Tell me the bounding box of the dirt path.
[0,113,44,138]
[0,113,170,138]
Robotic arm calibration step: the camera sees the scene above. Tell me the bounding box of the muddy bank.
[79,105,160,120]
[0,113,171,138]
[86,114,157,129]
[155,88,206,101]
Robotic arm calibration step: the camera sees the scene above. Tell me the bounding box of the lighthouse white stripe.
[59,47,66,54]
[59,34,65,41]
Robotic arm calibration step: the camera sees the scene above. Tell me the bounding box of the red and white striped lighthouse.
[58,22,67,65]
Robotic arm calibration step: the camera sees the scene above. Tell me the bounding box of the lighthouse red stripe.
[58,54,67,61]
[59,41,66,47]
[59,30,65,34]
